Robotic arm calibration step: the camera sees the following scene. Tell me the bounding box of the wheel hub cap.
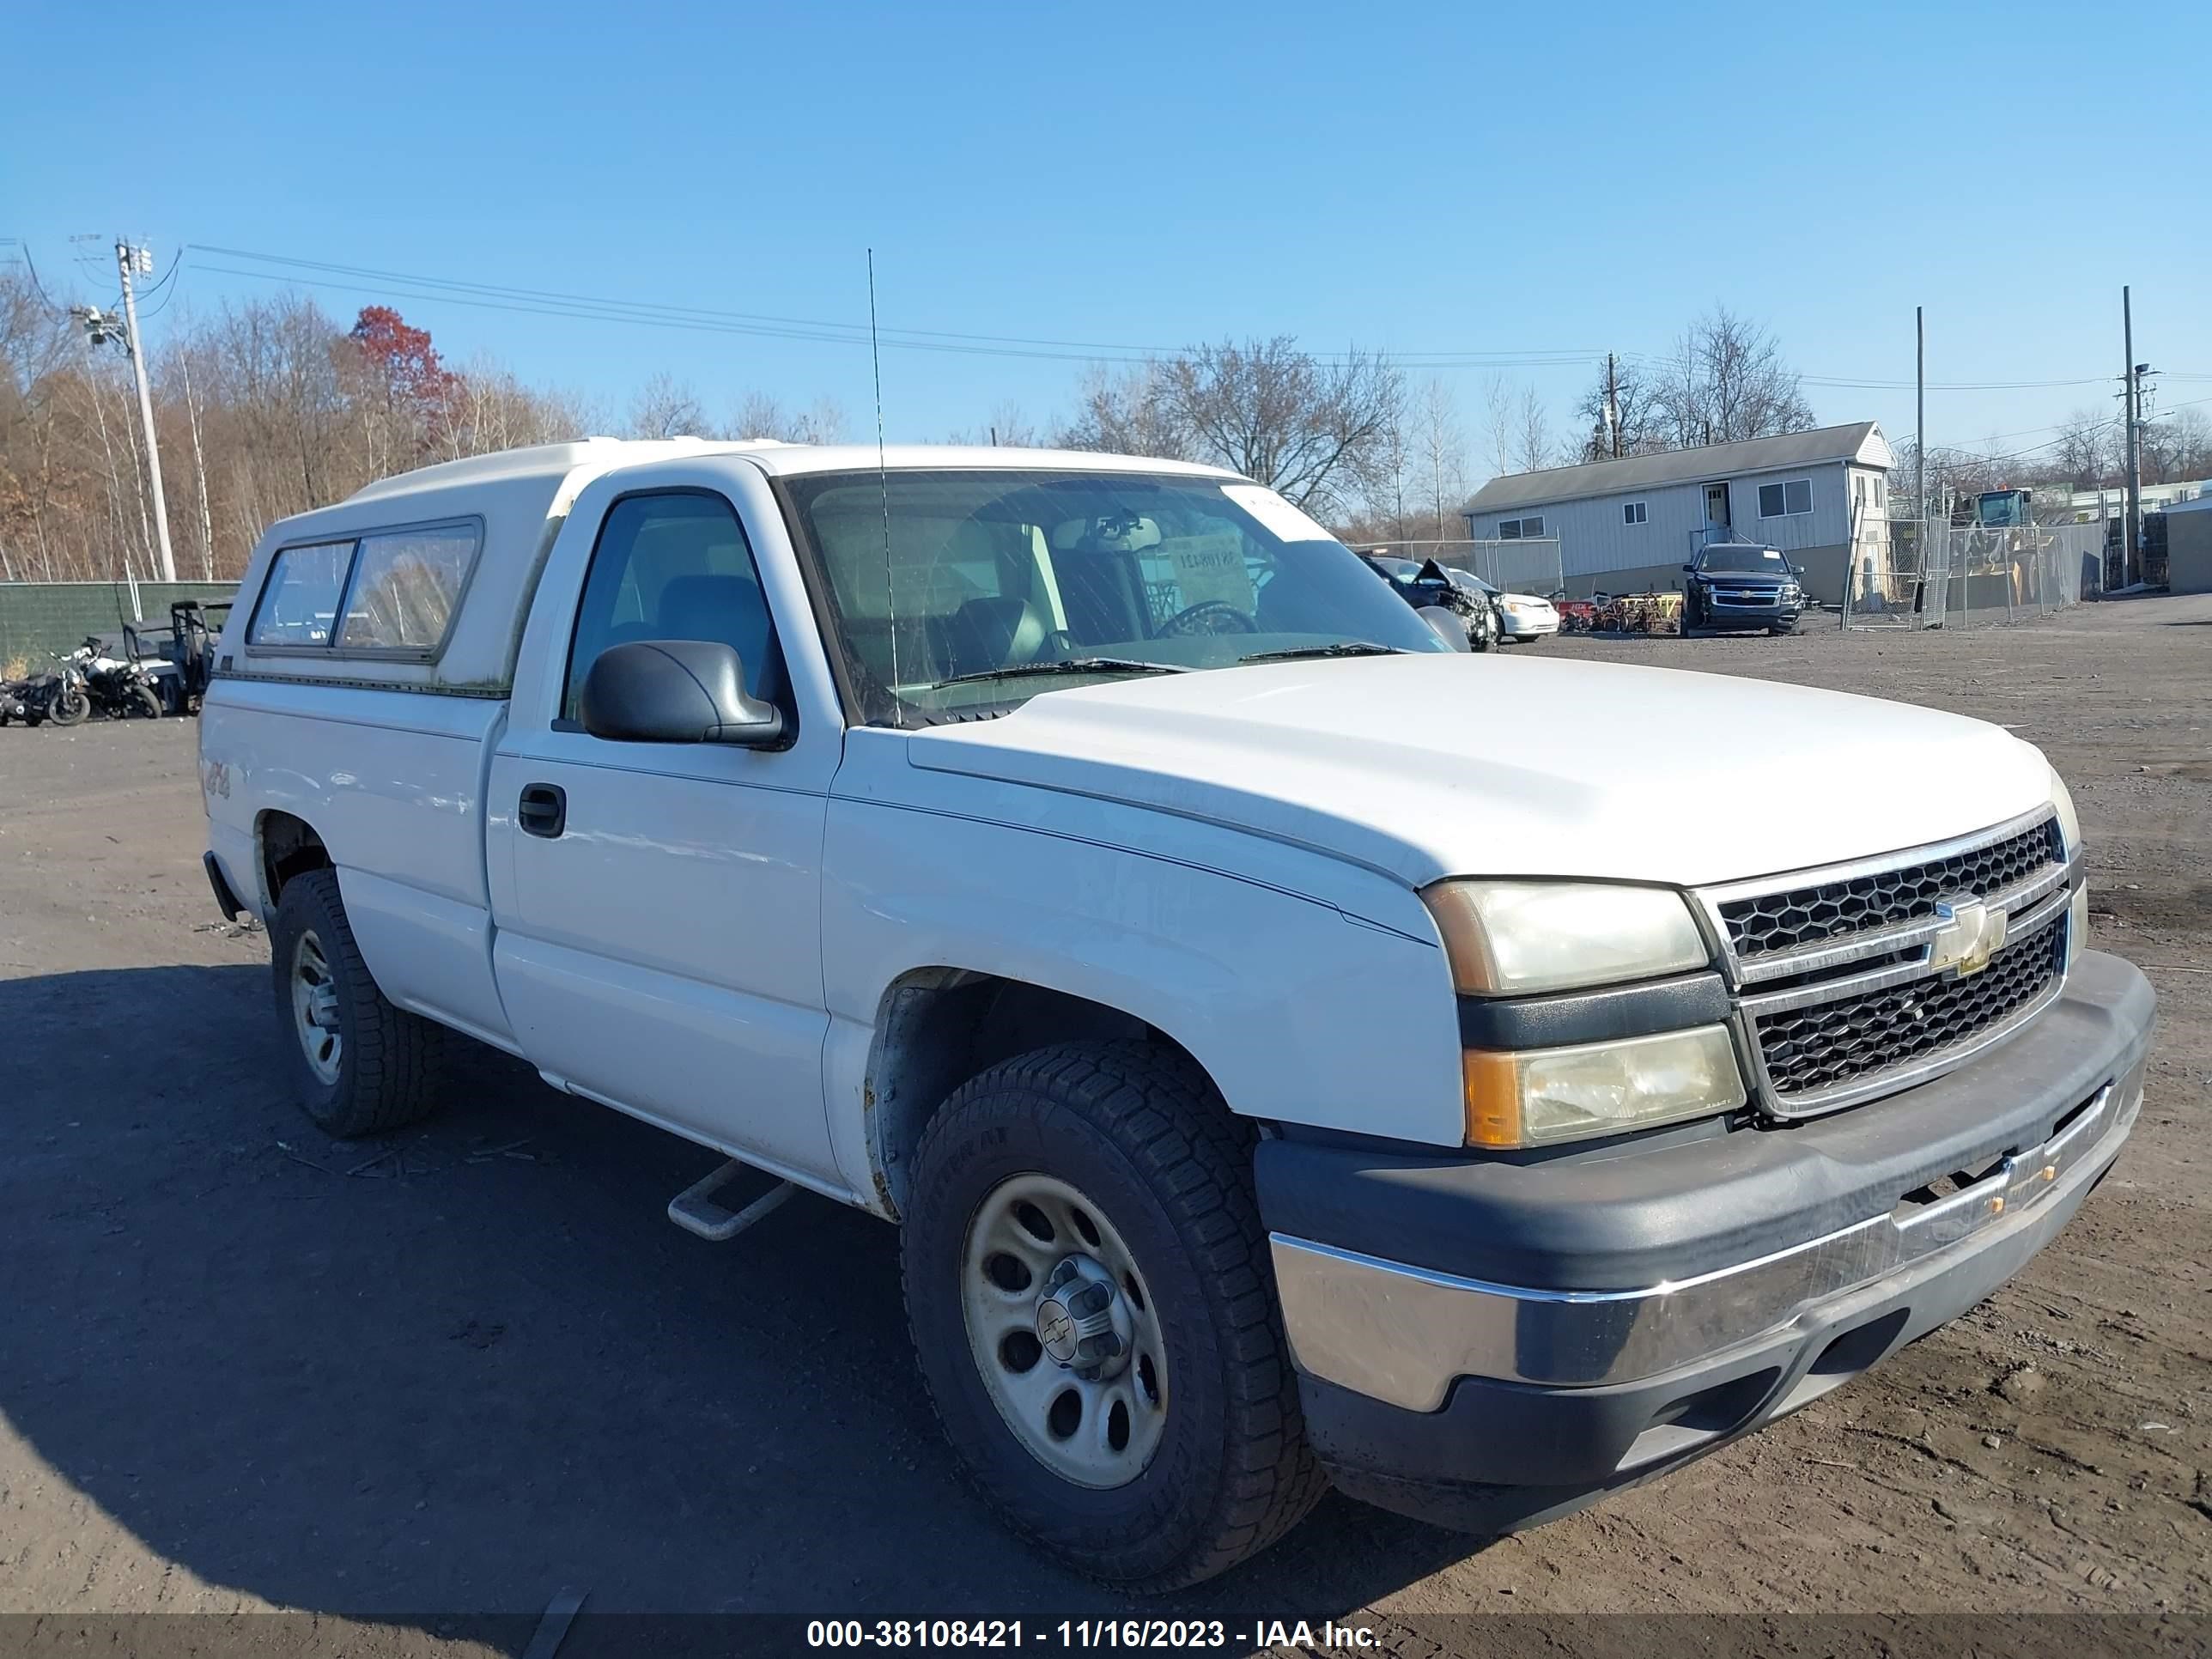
[960,1173,1170,1489]
[1034,1255,1131,1379]
[290,929,343,1085]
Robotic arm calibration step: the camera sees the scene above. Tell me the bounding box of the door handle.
[517,782,567,839]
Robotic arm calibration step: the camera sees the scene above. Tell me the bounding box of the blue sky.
[6,0,2208,473]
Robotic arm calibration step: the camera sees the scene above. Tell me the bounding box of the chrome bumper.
[1270,1065,2141,1413]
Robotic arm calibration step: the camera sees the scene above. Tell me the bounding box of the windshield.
[784,469,1448,724]
[1695,544,1789,573]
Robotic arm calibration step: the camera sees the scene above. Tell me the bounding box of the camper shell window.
[246,517,483,660]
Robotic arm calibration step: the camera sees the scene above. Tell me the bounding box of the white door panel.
[485,467,847,1189]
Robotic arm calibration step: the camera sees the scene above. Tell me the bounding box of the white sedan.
[1462,576,1559,642]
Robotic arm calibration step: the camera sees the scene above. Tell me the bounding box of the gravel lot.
[1,594,2206,1654]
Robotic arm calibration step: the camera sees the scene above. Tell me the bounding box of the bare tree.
[1413,378,1467,530]
[728,391,846,443]
[1650,307,1816,447]
[2141,405,2212,485]
[2051,406,2118,489]
[1571,357,1666,461]
[945,401,1042,447]
[1059,340,1401,513]
[1480,374,1517,479]
[1158,338,1403,513]
[626,372,706,439]
[1056,362,1196,462]
[1513,384,1553,474]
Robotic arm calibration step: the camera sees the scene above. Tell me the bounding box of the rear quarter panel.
[201,678,516,1050]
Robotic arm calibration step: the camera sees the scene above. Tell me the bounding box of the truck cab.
[202,439,2151,1591]
[1681,540,1806,634]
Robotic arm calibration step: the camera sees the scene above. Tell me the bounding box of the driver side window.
[562,491,783,724]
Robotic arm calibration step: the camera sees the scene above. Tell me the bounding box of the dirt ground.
[0,594,2207,1656]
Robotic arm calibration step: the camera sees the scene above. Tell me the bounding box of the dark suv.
[1680,543,1805,635]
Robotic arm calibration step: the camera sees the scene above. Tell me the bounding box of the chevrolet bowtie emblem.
[1931,898,2008,976]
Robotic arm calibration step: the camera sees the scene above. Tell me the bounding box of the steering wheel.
[1157,600,1259,638]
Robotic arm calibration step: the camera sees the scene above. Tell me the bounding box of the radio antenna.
[868,247,901,726]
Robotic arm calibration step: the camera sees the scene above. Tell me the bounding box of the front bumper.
[1693,588,1802,628]
[1259,951,2154,1530]
[1499,612,1559,640]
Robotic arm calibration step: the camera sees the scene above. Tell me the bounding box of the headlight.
[1462,1025,1747,1146]
[2049,767,2081,860]
[1421,880,1711,995]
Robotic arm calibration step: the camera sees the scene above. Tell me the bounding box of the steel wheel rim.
[960,1173,1170,1490]
[290,929,343,1085]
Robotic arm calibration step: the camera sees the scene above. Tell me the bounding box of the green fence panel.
[0,581,240,673]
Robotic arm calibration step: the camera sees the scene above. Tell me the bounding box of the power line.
[36,237,2211,399]
[132,247,186,320]
[198,244,1607,368]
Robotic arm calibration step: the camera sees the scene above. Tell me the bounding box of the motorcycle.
[20,651,93,726]
[70,635,166,720]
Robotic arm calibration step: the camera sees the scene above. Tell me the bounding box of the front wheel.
[49,688,89,726]
[902,1042,1323,1589]
[127,684,163,719]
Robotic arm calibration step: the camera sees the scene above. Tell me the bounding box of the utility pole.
[1915,307,1926,526]
[115,240,178,582]
[2123,286,2141,588]
[1604,353,1620,459]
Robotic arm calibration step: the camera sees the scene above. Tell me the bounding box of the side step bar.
[668,1158,795,1242]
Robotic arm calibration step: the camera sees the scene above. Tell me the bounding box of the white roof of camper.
[229,439,731,693]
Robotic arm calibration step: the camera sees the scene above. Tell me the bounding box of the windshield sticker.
[1220,483,1334,543]
[1161,532,1254,609]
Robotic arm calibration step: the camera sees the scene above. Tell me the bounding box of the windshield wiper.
[1235,641,1407,665]
[933,657,1192,689]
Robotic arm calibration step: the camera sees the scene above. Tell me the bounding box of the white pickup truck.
[201,438,2154,1589]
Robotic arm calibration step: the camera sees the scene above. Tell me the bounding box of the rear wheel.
[902,1041,1323,1589]
[269,868,451,1137]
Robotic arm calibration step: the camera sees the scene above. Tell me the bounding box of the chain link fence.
[1356,538,1565,596]
[1845,522,2104,631]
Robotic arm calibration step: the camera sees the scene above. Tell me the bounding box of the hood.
[904,653,2053,890]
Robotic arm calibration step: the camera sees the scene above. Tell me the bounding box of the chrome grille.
[1698,807,2074,1116]
[1720,817,2063,958]
[1754,912,2065,1098]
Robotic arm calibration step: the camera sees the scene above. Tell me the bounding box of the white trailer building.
[1463,422,1894,604]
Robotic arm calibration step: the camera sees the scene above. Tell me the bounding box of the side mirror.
[579,640,785,747]
[1681,563,1696,574]
[1416,606,1472,652]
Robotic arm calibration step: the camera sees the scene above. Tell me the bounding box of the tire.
[902,1040,1324,1590]
[50,688,89,727]
[269,868,451,1138]
[128,684,162,719]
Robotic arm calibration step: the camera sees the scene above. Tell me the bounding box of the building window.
[1758,478,1814,518]
[1498,515,1545,539]
[1622,501,1647,525]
